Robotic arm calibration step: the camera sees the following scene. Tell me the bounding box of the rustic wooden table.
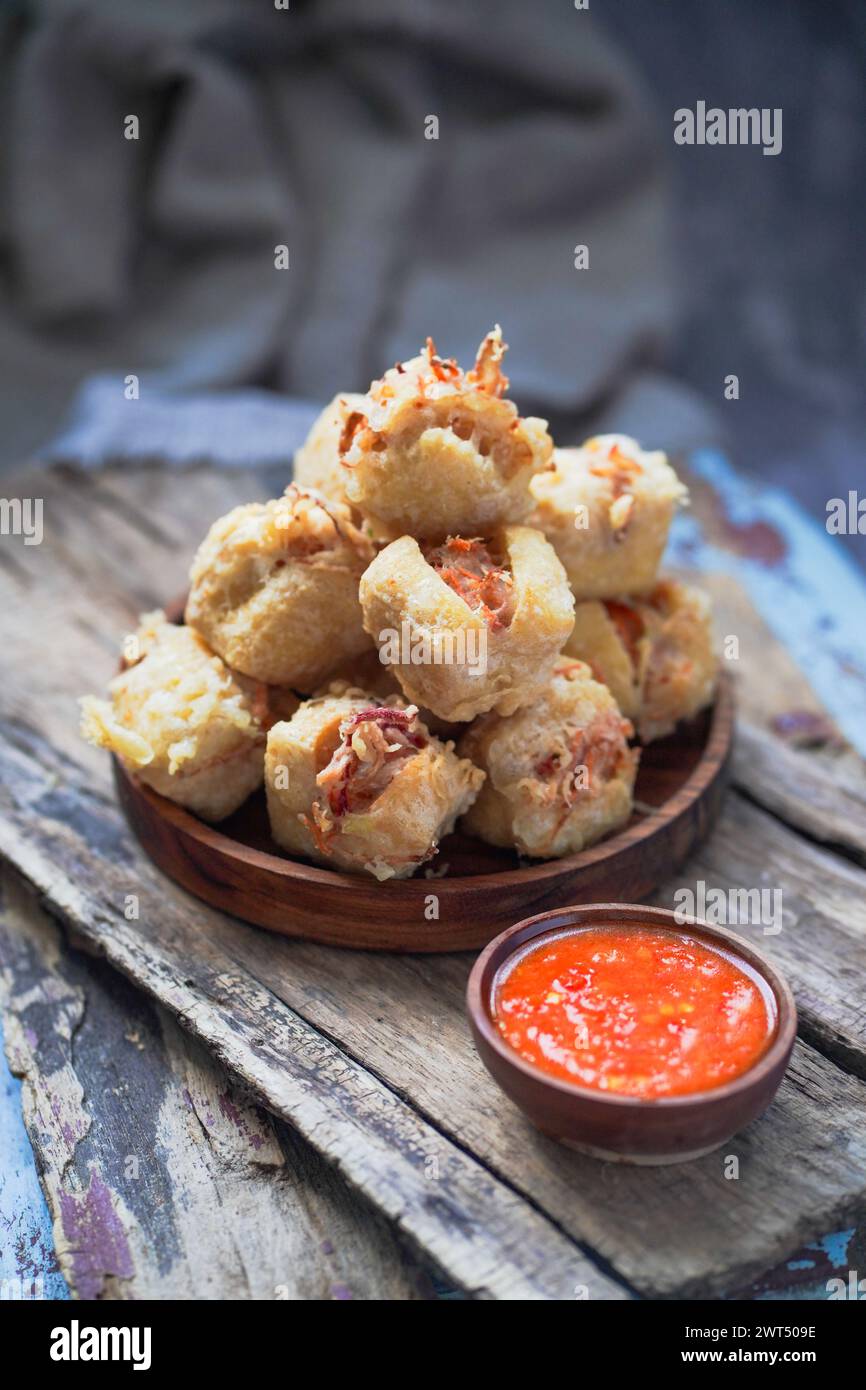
[1,455,865,1300]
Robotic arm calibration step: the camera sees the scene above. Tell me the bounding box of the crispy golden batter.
[340,328,553,539]
[563,599,641,719]
[565,578,717,741]
[185,484,375,689]
[293,392,366,506]
[359,525,574,722]
[265,692,484,880]
[530,435,688,598]
[79,613,267,821]
[459,658,638,858]
[79,328,720,880]
[317,656,461,742]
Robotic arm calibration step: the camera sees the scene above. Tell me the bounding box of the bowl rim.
[466,902,797,1110]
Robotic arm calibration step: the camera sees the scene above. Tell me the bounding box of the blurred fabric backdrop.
[0,0,863,568]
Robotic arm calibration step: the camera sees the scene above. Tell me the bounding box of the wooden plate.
[115,670,734,952]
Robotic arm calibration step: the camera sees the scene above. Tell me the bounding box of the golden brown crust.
[79,613,266,821]
[79,331,720,893]
[529,435,688,599]
[293,392,367,507]
[185,484,375,689]
[563,600,641,718]
[633,578,718,740]
[359,525,574,722]
[340,328,553,539]
[314,654,461,741]
[265,691,484,880]
[458,657,638,858]
[563,578,717,741]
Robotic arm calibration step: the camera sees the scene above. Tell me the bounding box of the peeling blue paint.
[0,1017,69,1299]
[670,450,866,754]
[810,1229,855,1266]
[2,449,863,1296]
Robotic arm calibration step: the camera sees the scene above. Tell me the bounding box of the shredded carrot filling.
[465,327,510,398]
[589,443,642,499]
[341,329,517,471]
[603,600,645,670]
[425,537,515,631]
[304,706,426,852]
[425,337,461,384]
[534,711,633,827]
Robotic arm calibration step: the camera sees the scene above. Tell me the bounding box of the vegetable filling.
[425,537,515,631]
[532,698,633,830]
[306,706,427,851]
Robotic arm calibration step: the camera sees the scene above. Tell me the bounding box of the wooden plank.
[0,871,430,1301]
[2,460,865,1298]
[731,721,866,866]
[674,449,866,757]
[2,728,866,1297]
[650,790,866,1078]
[0,739,623,1301]
[0,1014,68,1301]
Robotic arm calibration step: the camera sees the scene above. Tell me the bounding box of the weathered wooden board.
[1,462,864,1300]
[0,732,625,1300]
[0,871,430,1301]
[2,719,866,1298]
[650,789,866,1077]
[731,722,866,866]
[670,449,866,759]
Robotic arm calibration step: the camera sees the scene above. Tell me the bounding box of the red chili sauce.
[493,926,776,1099]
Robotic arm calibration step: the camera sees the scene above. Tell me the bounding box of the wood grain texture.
[0,871,429,1301]
[3,725,866,1298]
[0,882,625,1302]
[1,461,865,1300]
[114,677,733,951]
[732,721,866,866]
[650,790,866,1079]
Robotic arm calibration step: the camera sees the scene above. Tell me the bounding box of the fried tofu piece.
[185,484,375,690]
[293,392,367,506]
[265,692,484,880]
[565,578,717,741]
[529,435,688,599]
[79,613,267,821]
[317,656,462,742]
[340,328,552,539]
[458,657,638,858]
[359,525,574,722]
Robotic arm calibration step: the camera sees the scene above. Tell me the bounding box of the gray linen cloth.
[0,0,717,471]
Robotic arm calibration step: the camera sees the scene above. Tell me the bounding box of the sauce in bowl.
[493,924,777,1099]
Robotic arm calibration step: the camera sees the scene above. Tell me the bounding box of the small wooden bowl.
[467,903,796,1163]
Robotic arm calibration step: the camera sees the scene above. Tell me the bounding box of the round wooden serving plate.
[115,670,734,952]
